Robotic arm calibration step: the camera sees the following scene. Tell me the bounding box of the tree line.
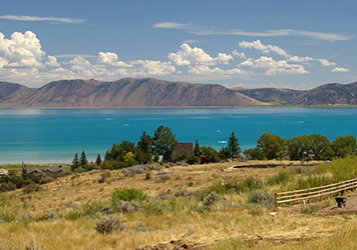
[71,126,357,172]
[243,132,357,161]
[71,126,242,172]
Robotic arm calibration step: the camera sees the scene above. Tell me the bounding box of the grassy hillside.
[1,158,357,249]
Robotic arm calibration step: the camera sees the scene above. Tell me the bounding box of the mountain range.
[0,78,356,108]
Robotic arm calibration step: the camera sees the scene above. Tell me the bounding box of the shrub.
[23,184,41,194]
[0,183,16,192]
[202,192,229,211]
[44,212,59,220]
[250,190,274,207]
[82,201,104,216]
[98,172,110,183]
[95,215,126,234]
[116,201,142,213]
[187,156,200,165]
[267,170,291,186]
[110,188,147,207]
[101,205,114,215]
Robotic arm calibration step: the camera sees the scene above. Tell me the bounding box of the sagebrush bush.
[202,192,229,211]
[250,190,274,207]
[95,215,126,234]
[116,201,142,213]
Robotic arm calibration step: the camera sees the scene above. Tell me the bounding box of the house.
[171,143,194,162]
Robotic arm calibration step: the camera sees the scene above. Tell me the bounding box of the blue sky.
[0,0,356,89]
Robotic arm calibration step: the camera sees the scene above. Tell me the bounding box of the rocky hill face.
[0,78,266,108]
[234,81,357,106]
[235,88,306,105]
[290,82,357,105]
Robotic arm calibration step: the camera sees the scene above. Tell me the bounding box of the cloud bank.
[0,31,350,87]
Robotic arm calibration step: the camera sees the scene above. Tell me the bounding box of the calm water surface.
[0,107,356,164]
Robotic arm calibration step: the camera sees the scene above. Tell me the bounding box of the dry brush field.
[1,159,357,249]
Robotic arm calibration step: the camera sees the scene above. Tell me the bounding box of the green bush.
[267,170,291,186]
[95,215,126,234]
[110,188,147,207]
[82,201,104,216]
[187,156,200,165]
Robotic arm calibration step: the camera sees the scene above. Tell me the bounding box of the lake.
[0,107,356,164]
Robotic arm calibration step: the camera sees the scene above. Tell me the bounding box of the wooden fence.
[274,177,357,209]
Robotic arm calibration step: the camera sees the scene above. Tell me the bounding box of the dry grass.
[0,160,356,249]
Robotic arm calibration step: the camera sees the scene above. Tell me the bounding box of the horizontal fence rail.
[275,177,357,209]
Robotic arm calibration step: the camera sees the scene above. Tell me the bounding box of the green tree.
[136,131,152,164]
[331,135,357,158]
[105,143,124,161]
[152,125,178,162]
[218,146,228,160]
[243,148,265,160]
[257,132,287,160]
[194,140,203,156]
[311,134,333,160]
[71,153,80,171]
[96,154,102,165]
[200,146,219,163]
[80,151,89,167]
[226,132,241,160]
[287,135,313,160]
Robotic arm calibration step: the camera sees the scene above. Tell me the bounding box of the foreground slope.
[0,78,266,108]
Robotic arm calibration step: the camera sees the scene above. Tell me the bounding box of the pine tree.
[226,132,241,160]
[80,150,89,167]
[137,131,152,164]
[71,153,80,171]
[96,154,102,165]
[194,140,203,156]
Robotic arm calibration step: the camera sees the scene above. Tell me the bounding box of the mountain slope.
[235,88,306,104]
[291,82,357,105]
[0,78,267,108]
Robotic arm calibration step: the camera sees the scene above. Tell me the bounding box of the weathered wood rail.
[275,177,357,209]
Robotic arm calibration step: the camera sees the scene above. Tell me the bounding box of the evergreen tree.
[152,125,178,162]
[96,154,102,165]
[194,140,203,156]
[80,150,89,167]
[137,131,152,164]
[71,153,80,171]
[218,146,228,160]
[226,132,241,160]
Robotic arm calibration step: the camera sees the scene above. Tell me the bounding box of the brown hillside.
[0,78,267,108]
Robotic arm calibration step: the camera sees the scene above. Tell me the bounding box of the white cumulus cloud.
[45,56,60,67]
[316,59,336,66]
[0,31,45,69]
[96,52,133,67]
[331,67,349,72]
[168,43,233,66]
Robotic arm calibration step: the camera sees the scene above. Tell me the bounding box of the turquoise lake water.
[0,107,356,164]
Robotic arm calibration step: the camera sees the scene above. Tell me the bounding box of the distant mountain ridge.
[234,81,357,106]
[0,78,265,108]
[1,78,357,107]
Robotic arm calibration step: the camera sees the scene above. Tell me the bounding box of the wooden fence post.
[274,193,277,210]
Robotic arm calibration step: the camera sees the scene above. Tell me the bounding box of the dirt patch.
[318,194,357,216]
[134,239,206,250]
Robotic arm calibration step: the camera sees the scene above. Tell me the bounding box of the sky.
[0,0,356,90]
